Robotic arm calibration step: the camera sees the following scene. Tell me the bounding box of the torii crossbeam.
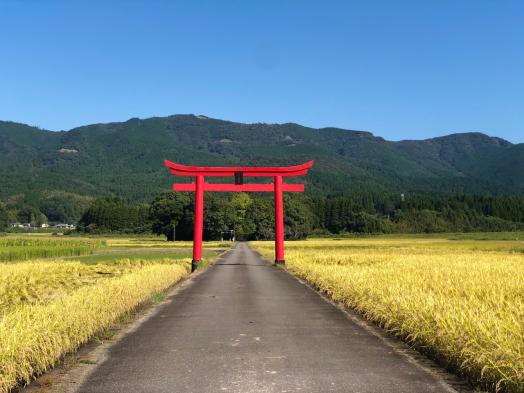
[164,160,314,272]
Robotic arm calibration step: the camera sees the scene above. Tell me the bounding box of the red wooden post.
[192,175,204,272]
[274,175,285,265]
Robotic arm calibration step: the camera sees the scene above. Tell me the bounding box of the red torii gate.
[164,160,314,272]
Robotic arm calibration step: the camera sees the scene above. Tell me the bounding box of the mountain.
[0,115,523,210]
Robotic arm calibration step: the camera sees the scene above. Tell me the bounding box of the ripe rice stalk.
[0,259,190,393]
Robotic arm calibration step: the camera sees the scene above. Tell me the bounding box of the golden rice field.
[0,236,226,393]
[251,238,524,393]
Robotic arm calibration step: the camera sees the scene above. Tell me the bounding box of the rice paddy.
[251,237,524,393]
[2,234,522,392]
[0,237,105,262]
[0,235,229,393]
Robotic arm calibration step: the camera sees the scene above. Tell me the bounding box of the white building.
[54,224,76,230]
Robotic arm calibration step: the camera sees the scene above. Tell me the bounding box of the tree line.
[313,192,524,234]
[76,193,314,240]
[2,191,524,238]
[0,192,90,228]
[65,192,524,239]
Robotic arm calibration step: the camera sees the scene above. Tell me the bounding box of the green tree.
[78,197,149,233]
[203,194,229,240]
[245,197,274,240]
[40,194,91,224]
[150,192,191,240]
[345,212,392,233]
[226,193,253,239]
[17,205,46,226]
[0,203,8,230]
[284,195,314,240]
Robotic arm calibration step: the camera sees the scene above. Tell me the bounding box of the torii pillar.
[164,160,314,272]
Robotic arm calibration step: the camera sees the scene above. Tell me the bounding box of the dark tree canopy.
[150,192,191,241]
[77,197,149,233]
[0,203,8,230]
[147,192,314,241]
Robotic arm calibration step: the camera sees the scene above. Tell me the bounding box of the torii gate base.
[165,160,314,272]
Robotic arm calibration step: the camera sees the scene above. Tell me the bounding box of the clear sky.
[1,1,523,142]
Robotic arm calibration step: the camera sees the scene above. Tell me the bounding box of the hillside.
[1,115,523,214]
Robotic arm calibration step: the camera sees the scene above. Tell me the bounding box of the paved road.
[76,243,460,393]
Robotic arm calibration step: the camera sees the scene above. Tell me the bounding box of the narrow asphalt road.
[76,243,460,393]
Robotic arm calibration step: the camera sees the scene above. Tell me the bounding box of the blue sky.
[1,1,523,142]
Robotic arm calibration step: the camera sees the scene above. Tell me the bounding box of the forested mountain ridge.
[1,115,523,215]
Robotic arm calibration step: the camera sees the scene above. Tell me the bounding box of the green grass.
[0,237,105,262]
[71,244,224,265]
[150,291,167,304]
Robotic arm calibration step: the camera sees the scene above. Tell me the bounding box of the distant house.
[54,223,76,230]
[11,223,35,229]
[41,223,50,228]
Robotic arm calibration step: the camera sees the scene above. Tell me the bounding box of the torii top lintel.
[164,160,314,177]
